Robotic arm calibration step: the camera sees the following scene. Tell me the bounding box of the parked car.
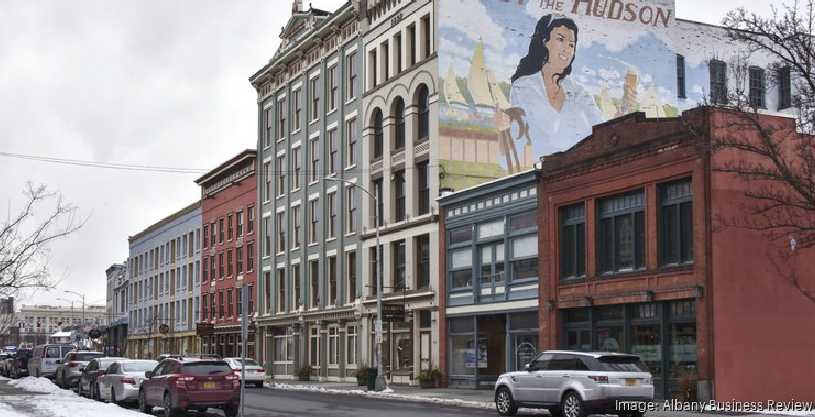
[493,351,654,417]
[155,354,183,362]
[28,344,75,379]
[223,357,266,388]
[1,353,13,377]
[10,349,32,379]
[97,359,157,405]
[185,354,222,360]
[77,357,125,400]
[55,351,104,389]
[139,358,240,417]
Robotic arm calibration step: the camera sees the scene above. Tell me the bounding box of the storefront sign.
[381,304,406,322]
[197,323,214,336]
[466,338,488,368]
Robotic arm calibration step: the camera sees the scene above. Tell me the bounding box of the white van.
[28,344,75,379]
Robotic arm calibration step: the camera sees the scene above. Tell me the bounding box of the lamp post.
[65,291,85,346]
[324,177,386,391]
[56,298,74,339]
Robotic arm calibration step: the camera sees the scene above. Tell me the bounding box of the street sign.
[381,304,405,322]
[88,330,101,339]
[375,333,382,344]
[375,320,383,332]
[158,324,170,334]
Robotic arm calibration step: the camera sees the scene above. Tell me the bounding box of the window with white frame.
[328,128,338,174]
[347,52,356,101]
[311,77,320,121]
[292,205,301,249]
[293,88,302,132]
[277,155,286,197]
[264,161,271,201]
[328,192,336,239]
[346,117,356,167]
[292,147,301,190]
[277,212,286,252]
[347,186,356,234]
[310,137,319,183]
[346,325,357,365]
[278,98,286,139]
[328,326,340,365]
[329,65,338,111]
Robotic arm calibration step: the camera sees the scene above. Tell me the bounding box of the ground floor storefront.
[559,299,698,400]
[200,324,256,359]
[445,309,539,389]
[125,332,200,359]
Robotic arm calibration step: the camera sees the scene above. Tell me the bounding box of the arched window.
[394,98,405,150]
[417,85,429,140]
[373,108,384,159]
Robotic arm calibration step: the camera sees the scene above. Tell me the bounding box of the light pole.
[65,291,85,346]
[324,177,386,391]
[56,298,74,335]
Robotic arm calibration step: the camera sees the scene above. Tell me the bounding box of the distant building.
[106,262,129,356]
[18,304,106,347]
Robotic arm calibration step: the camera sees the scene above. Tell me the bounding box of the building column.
[292,323,302,375]
[338,320,347,380]
[319,320,328,379]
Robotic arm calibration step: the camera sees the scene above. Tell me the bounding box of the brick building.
[195,150,258,359]
[536,107,814,401]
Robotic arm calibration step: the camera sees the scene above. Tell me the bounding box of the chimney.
[292,0,302,14]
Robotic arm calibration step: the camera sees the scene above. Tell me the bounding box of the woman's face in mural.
[543,25,576,74]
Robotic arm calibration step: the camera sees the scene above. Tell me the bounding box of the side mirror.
[524,364,530,371]
[145,371,153,379]
[55,360,61,364]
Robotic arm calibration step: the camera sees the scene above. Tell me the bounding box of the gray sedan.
[97,359,157,404]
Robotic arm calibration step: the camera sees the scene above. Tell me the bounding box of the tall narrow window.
[416,235,430,289]
[264,216,271,257]
[247,206,254,234]
[310,138,319,183]
[278,98,286,140]
[749,66,766,108]
[407,23,416,66]
[373,178,384,227]
[219,252,224,279]
[347,186,356,234]
[417,161,429,215]
[422,15,431,59]
[203,225,209,249]
[393,240,406,291]
[218,291,224,319]
[779,65,791,109]
[394,98,405,150]
[328,192,337,239]
[264,107,273,147]
[264,271,271,314]
[277,212,286,252]
[382,41,389,81]
[292,205,301,249]
[293,88,302,132]
[561,204,586,279]
[219,218,224,244]
[263,162,271,201]
[309,199,319,244]
[247,242,254,271]
[418,86,429,140]
[277,155,286,197]
[709,60,727,104]
[370,246,383,295]
[227,249,233,277]
[210,255,216,283]
[660,178,694,266]
[676,54,686,98]
[368,49,377,90]
[236,246,243,275]
[329,129,338,174]
[329,65,339,111]
[347,251,357,302]
[347,118,357,167]
[293,264,301,310]
[292,147,301,190]
[277,268,286,313]
[328,256,337,305]
[347,52,357,101]
[311,77,320,121]
[394,32,402,74]
[373,109,384,159]
[202,257,209,283]
[310,260,319,308]
[227,289,233,317]
[236,211,244,237]
[394,170,406,222]
[598,191,646,273]
[227,215,234,241]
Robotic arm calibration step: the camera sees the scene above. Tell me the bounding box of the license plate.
[203,382,217,389]
[626,379,637,386]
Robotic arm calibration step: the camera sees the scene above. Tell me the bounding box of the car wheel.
[495,387,518,416]
[223,404,239,417]
[138,390,152,413]
[164,392,182,417]
[78,382,83,397]
[95,383,102,401]
[561,391,587,417]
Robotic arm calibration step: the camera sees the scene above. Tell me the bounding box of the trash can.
[366,367,378,391]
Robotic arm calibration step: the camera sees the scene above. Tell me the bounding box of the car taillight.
[175,376,195,387]
[257,369,265,373]
[588,375,608,383]
[68,362,82,368]
[121,378,136,384]
[224,375,240,389]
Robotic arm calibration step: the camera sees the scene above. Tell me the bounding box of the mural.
[438,0,713,190]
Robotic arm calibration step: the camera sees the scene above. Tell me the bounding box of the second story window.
[394,98,405,150]
[778,65,791,109]
[309,199,319,244]
[709,60,727,104]
[660,178,693,266]
[394,170,406,222]
[598,191,645,273]
[347,52,356,101]
[311,77,320,121]
[373,109,384,159]
[561,204,586,279]
[749,66,766,108]
[277,155,286,197]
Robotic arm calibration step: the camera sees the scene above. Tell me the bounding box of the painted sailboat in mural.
[444,65,469,111]
[468,38,509,115]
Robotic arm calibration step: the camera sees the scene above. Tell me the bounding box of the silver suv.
[494,351,653,417]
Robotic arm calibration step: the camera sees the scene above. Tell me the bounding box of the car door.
[540,354,575,403]
[82,360,97,393]
[98,363,115,398]
[514,353,552,402]
[145,362,165,404]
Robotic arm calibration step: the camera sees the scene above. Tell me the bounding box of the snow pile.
[268,382,495,410]
[32,394,147,417]
[0,401,29,417]
[7,376,72,395]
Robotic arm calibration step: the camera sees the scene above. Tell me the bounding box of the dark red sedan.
[138,358,240,417]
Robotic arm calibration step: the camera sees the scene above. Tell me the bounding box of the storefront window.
[631,323,662,394]
[596,325,625,352]
[510,235,538,281]
[450,248,473,289]
[450,334,476,376]
[514,334,538,370]
[393,333,411,371]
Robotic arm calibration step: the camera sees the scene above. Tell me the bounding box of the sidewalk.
[265,379,496,410]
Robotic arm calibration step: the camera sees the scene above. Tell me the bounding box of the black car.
[9,349,32,379]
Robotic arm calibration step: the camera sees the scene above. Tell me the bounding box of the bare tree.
[0,182,86,297]
[698,1,815,303]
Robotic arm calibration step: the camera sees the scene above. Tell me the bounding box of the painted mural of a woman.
[508,14,603,158]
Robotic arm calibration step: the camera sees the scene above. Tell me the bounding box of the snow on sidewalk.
[3,377,145,417]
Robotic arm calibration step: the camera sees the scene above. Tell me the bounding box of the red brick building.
[195,150,258,359]
[538,107,815,402]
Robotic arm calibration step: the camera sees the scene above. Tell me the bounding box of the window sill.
[344,231,356,238]
[292,128,302,136]
[308,242,319,248]
[310,119,319,126]
[292,187,301,193]
[327,108,338,116]
[345,164,356,171]
[326,237,337,242]
[345,97,356,106]
[277,138,285,144]
[309,180,319,186]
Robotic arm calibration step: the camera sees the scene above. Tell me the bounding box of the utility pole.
[240,280,247,417]
[65,291,85,347]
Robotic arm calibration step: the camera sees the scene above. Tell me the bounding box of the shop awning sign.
[196,323,214,336]
[381,304,405,322]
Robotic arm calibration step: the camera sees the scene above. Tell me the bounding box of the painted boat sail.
[444,65,469,110]
[468,39,496,114]
[487,70,510,110]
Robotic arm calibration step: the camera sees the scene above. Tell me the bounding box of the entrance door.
[419,332,431,371]
[513,334,538,371]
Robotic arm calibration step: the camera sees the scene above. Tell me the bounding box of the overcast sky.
[0,0,782,311]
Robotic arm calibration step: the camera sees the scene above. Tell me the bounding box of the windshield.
[182,362,232,376]
[122,361,158,372]
[98,359,120,369]
[597,356,650,372]
[233,359,259,367]
[74,353,103,361]
[45,347,61,358]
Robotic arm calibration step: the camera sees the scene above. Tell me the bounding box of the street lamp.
[56,298,74,331]
[324,176,386,391]
[65,290,85,346]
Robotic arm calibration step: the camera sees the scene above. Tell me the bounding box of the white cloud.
[439,0,507,50]
[598,68,621,81]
